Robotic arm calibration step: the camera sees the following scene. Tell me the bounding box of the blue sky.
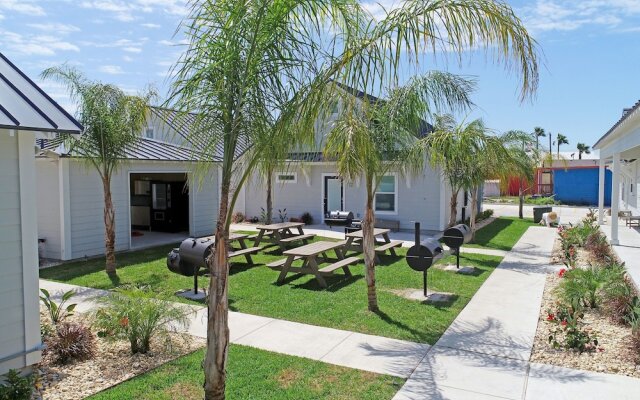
[1,0,639,152]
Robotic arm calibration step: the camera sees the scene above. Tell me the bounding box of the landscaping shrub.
[556,265,625,309]
[546,303,598,353]
[300,212,314,225]
[525,196,559,205]
[231,211,245,223]
[94,287,190,354]
[44,322,96,364]
[277,208,288,223]
[39,288,77,325]
[0,370,34,400]
[584,231,613,264]
[602,274,638,324]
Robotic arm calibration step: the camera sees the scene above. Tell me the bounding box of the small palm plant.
[40,288,77,325]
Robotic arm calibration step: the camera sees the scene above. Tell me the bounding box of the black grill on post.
[406,222,443,296]
[167,236,216,296]
[442,224,472,269]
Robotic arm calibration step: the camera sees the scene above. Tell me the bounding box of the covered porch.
[595,101,640,246]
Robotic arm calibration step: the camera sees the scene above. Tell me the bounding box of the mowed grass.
[466,217,537,251]
[40,217,529,343]
[88,345,403,400]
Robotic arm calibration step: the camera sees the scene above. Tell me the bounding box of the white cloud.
[80,0,186,21]
[141,23,161,29]
[0,0,45,16]
[123,46,142,53]
[27,23,81,34]
[99,65,124,74]
[123,55,134,62]
[0,30,80,56]
[158,39,189,46]
[523,0,638,33]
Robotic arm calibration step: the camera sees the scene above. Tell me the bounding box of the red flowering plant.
[547,303,598,353]
[558,268,567,278]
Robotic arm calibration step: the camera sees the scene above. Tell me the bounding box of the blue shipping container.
[553,168,612,206]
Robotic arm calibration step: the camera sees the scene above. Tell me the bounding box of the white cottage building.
[0,52,82,374]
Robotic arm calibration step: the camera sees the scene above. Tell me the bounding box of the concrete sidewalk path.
[393,226,640,400]
[39,279,429,379]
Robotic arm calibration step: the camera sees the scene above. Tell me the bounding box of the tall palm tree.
[533,126,545,151]
[41,66,153,277]
[169,0,539,398]
[325,73,474,311]
[499,131,536,219]
[557,133,569,158]
[577,142,591,159]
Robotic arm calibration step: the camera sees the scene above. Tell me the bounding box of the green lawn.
[466,217,537,251]
[88,345,403,400]
[41,217,531,343]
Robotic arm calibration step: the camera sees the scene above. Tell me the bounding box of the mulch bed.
[33,311,205,400]
[531,241,640,378]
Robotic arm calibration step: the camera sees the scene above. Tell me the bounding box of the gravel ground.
[33,311,205,400]
[531,242,640,378]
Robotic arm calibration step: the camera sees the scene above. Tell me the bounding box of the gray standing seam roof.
[0,52,82,134]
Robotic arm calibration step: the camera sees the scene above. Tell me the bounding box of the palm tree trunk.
[363,177,378,312]
[102,175,116,275]
[470,187,478,239]
[449,189,459,227]
[518,179,524,219]
[265,171,273,224]
[204,174,231,400]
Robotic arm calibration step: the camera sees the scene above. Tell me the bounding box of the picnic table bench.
[344,228,403,260]
[253,222,315,250]
[195,232,261,264]
[268,241,359,288]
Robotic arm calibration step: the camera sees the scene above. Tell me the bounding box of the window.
[276,173,297,183]
[375,175,397,213]
[145,127,154,139]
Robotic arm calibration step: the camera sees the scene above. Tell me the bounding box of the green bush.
[525,196,559,205]
[556,265,625,309]
[602,274,637,324]
[94,287,190,354]
[39,288,77,325]
[300,212,314,225]
[44,322,96,364]
[0,370,33,400]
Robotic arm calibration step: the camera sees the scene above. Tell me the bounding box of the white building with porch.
[595,100,640,287]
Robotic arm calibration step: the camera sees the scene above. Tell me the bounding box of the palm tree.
[425,116,509,229]
[577,142,591,159]
[169,0,539,398]
[499,131,536,219]
[325,73,474,311]
[41,66,153,277]
[533,126,545,151]
[557,133,569,158]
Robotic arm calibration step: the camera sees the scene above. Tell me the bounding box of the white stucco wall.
[0,129,41,374]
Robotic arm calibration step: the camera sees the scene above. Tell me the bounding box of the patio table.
[252,222,314,251]
[269,240,358,288]
[344,228,403,259]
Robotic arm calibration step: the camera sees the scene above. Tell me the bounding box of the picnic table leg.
[253,230,265,247]
[238,238,253,265]
[296,226,305,235]
[277,255,295,284]
[307,257,327,288]
[382,233,397,256]
[274,230,287,251]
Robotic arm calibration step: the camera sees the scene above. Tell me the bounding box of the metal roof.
[0,52,82,134]
[38,136,216,162]
[594,99,640,149]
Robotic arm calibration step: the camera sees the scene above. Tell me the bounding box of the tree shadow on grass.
[372,309,431,343]
[469,218,516,250]
[289,274,363,292]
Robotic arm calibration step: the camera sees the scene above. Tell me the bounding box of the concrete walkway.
[39,279,429,379]
[393,226,640,400]
[602,221,640,290]
[488,203,591,225]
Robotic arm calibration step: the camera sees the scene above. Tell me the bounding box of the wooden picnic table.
[267,240,359,288]
[198,232,261,264]
[252,222,315,250]
[344,228,403,258]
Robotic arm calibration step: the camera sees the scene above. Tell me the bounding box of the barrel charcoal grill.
[405,222,444,296]
[167,236,216,296]
[324,211,357,229]
[442,224,472,269]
